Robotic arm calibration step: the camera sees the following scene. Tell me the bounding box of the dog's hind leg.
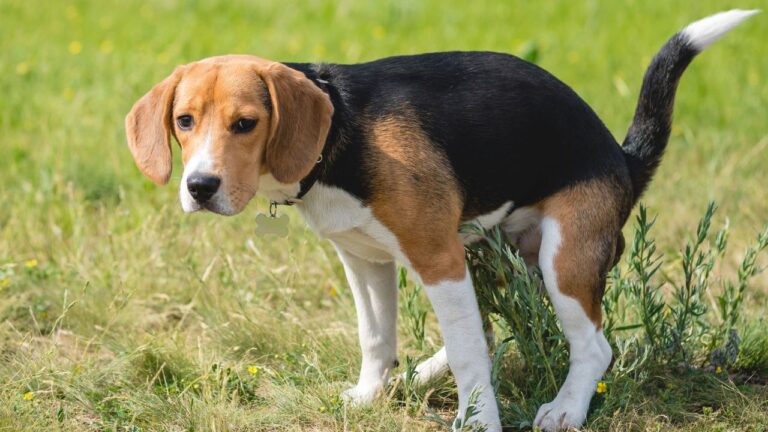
[532,184,621,431]
[404,319,494,387]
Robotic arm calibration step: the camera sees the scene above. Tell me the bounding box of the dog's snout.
[187,174,221,203]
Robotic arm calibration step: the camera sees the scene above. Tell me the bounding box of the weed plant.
[454,203,768,428]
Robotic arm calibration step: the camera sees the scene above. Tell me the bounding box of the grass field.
[1,0,767,430]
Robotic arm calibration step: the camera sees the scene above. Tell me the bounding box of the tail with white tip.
[622,9,759,201]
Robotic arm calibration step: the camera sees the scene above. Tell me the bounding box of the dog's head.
[125,55,333,215]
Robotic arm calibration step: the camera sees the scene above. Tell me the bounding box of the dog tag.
[255,213,289,237]
[255,201,290,237]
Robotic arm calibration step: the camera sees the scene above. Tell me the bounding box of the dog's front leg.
[422,267,501,431]
[334,245,398,406]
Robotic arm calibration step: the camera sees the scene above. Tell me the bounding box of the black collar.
[292,154,322,202]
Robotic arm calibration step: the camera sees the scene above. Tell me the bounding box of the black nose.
[187,174,221,203]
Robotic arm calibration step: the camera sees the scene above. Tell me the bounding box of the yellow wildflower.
[23,392,34,401]
[715,366,722,374]
[328,286,338,298]
[99,40,114,54]
[319,406,327,413]
[68,41,83,55]
[16,62,30,76]
[313,44,326,58]
[157,52,170,64]
[24,259,38,269]
[748,68,759,86]
[248,365,260,376]
[63,88,76,101]
[596,381,607,394]
[288,38,302,54]
[372,25,386,40]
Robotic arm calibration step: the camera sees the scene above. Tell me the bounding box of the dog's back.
[301,51,629,217]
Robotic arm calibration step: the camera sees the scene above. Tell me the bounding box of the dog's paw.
[533,400,586,431]
[340,383,382,407]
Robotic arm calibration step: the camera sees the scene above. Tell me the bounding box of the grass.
[1,0,767,430]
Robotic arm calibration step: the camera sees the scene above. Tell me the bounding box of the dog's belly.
[327,228,395,263]
[298,184,544,264]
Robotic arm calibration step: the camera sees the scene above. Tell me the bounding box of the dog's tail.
[622,9,758,202]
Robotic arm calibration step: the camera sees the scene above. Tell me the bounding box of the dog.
[125,10,757,431]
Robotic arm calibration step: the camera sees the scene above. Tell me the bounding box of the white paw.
[533,400,587,431]
[452,387,502,432]
[341,383,382,407]
[399,347,450,387]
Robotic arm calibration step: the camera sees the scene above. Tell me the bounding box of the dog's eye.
[176,115,194,131]
[231,118,257,134]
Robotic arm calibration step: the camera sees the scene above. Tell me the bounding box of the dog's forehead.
[175,61,268,105]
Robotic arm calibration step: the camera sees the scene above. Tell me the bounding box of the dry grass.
[1,0,766,430]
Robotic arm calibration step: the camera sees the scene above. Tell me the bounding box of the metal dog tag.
[255,202,290,237]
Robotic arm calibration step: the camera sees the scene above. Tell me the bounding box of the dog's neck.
[279,62,360,202]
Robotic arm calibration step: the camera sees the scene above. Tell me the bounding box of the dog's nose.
[187,174,221,203]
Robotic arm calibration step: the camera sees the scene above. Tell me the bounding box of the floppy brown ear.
[262,63,333,183]
[125,67,184,185]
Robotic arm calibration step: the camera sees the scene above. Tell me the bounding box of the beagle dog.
[125,10,756,431]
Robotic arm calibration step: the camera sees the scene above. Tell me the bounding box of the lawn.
[1,0,767,430]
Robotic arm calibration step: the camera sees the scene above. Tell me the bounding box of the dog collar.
[276,153,322,206]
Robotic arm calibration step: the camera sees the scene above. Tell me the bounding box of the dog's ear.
[261,63,333,184]
[125,66,185,185]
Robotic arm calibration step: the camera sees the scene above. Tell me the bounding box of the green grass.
[1,0,767,430]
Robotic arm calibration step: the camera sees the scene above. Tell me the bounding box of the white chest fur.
[296,184,403,264]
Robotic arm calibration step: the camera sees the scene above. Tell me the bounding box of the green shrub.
[443,202,768,428]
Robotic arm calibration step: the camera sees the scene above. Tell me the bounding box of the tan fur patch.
[537,179,626,326]
[365,115,465,285]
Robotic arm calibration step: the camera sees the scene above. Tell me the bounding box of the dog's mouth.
[199,201,236,216]
[181,191,252,217]
[182,199,233,216]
